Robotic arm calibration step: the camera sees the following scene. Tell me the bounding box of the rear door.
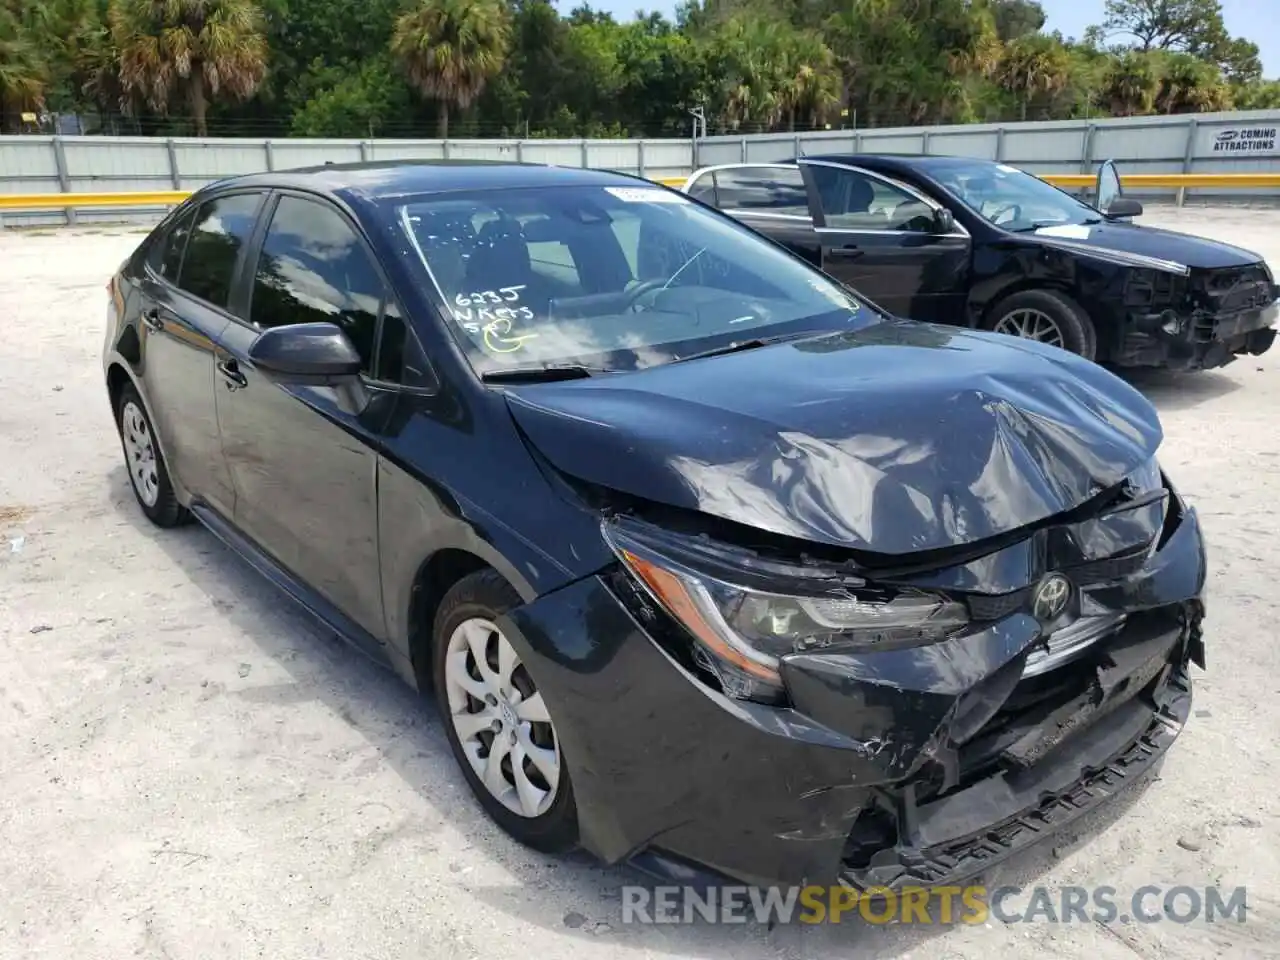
[799,159,971,322]
[682,163,823,267]
[133,192,265,516]
[213,190,397,642]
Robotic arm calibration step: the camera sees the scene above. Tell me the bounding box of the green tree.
[110,0,269,136]
[1100,48,1159,115]
[0,0,47,129]
[391,0,512,138]
[997,33,1071,120]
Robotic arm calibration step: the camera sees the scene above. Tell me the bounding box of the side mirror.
[932,207,957,234]
[1106,197,1144,220]
[248,321,369,415]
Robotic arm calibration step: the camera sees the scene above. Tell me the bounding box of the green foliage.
[4,0,1277,137]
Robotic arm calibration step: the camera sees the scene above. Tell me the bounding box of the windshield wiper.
[674,332,816,364]
[481,363,605,383]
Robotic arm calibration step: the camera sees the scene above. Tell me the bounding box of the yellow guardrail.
[2,173,1279,213]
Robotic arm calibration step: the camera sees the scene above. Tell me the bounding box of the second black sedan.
[679,155,1278,370]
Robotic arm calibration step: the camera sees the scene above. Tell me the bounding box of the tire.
[432,569,579,853]
[114,382,191,528]
[984,288,1097,360]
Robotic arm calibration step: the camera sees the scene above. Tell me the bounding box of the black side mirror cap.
[248,322,363,381]
[1106,197,1144,219]
[933,208,957,234]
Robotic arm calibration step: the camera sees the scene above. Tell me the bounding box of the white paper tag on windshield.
[605,186,687,203]
[1035,224,1093,240]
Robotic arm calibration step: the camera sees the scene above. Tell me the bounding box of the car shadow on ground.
[1115,368,1243,412]
[107,465,1168,957]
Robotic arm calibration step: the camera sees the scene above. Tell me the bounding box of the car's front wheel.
[985,288,1097,360]
[114,382,190,527]
[432,569,579,852]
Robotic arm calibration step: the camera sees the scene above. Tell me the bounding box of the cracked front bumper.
[494,500,1208,889]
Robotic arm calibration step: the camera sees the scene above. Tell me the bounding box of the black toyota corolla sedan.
[104,160,1206,891]
[679,154,1278,371]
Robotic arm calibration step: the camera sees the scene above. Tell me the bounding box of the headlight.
[1124,455,1162,497]
[604,523,969,704]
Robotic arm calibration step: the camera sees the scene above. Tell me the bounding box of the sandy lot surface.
[1,206,1278,960]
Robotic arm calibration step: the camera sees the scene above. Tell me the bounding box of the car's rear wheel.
[114,382,190,527]
[985,288,1097,360]
[432,569,578,852]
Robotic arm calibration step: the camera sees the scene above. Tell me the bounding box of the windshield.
[392,183,877,374]
[928,160,1101,232]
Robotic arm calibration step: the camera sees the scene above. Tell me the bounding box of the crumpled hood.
[1033,220,1263,271]
[503,321,1163,557]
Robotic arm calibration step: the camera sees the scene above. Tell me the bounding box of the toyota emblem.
[1032,573,1072,621]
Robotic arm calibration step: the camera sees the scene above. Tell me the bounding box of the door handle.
[141,308,164,332]
[827,244,863,259]
[217,359,248,390]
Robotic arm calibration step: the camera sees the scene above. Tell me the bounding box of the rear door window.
[712,166,811,218]
[175,193,265,309]
[147,206,197,282]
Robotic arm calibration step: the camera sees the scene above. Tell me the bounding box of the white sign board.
[1210,125,1279,155]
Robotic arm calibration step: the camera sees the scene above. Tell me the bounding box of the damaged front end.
[519,455,1206,890]
[1117,262,1278,370]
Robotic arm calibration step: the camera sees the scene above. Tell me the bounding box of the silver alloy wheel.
[121,400,160,507]
[444,617,561,818]
[993,307,1066,348]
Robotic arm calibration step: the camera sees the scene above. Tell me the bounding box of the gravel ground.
[1,205,1278,960]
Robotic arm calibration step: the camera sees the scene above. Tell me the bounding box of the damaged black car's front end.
[1116,258,1278,370]
[495,324,1207,890]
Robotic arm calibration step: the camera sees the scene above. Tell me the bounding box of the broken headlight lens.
[605,527,969,704]
[1125,455,1163,496]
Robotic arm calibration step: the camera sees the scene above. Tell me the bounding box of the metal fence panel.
[4,109,1280,226]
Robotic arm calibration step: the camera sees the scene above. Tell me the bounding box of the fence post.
[995,127,1005,162]
[264,139,275,171]
[1178,118,1198,207]
[1079,123,1097,175]
[165,138,181,190]
[360,140,372,162]
[794,133,802,157]
[739,136,747,162]
[581,138,590,169]
[442,139,451,160]
[921,130,931,155]
[637,139,646,178]
[52,136,76,227]
[516,139,524,163]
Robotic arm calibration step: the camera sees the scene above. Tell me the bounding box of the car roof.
[199,159,647,203]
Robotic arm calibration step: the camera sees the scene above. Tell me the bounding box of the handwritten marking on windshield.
[456,285,525,307]
[481,315,539,354]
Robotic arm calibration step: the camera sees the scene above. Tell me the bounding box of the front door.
[135,193,264,517]
[214,191,394,642]
[800,160,971,322]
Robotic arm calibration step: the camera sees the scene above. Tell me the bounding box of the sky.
[588,0,1280,79]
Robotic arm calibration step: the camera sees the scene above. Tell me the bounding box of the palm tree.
[0,0,47,131]
[110,0,268,136]
[391,0,512,139]
[997,35,1071,121]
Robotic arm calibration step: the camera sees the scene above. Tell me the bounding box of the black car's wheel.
[432,569,579,853]
[114,382,191,528]
[985,288,1097,360]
